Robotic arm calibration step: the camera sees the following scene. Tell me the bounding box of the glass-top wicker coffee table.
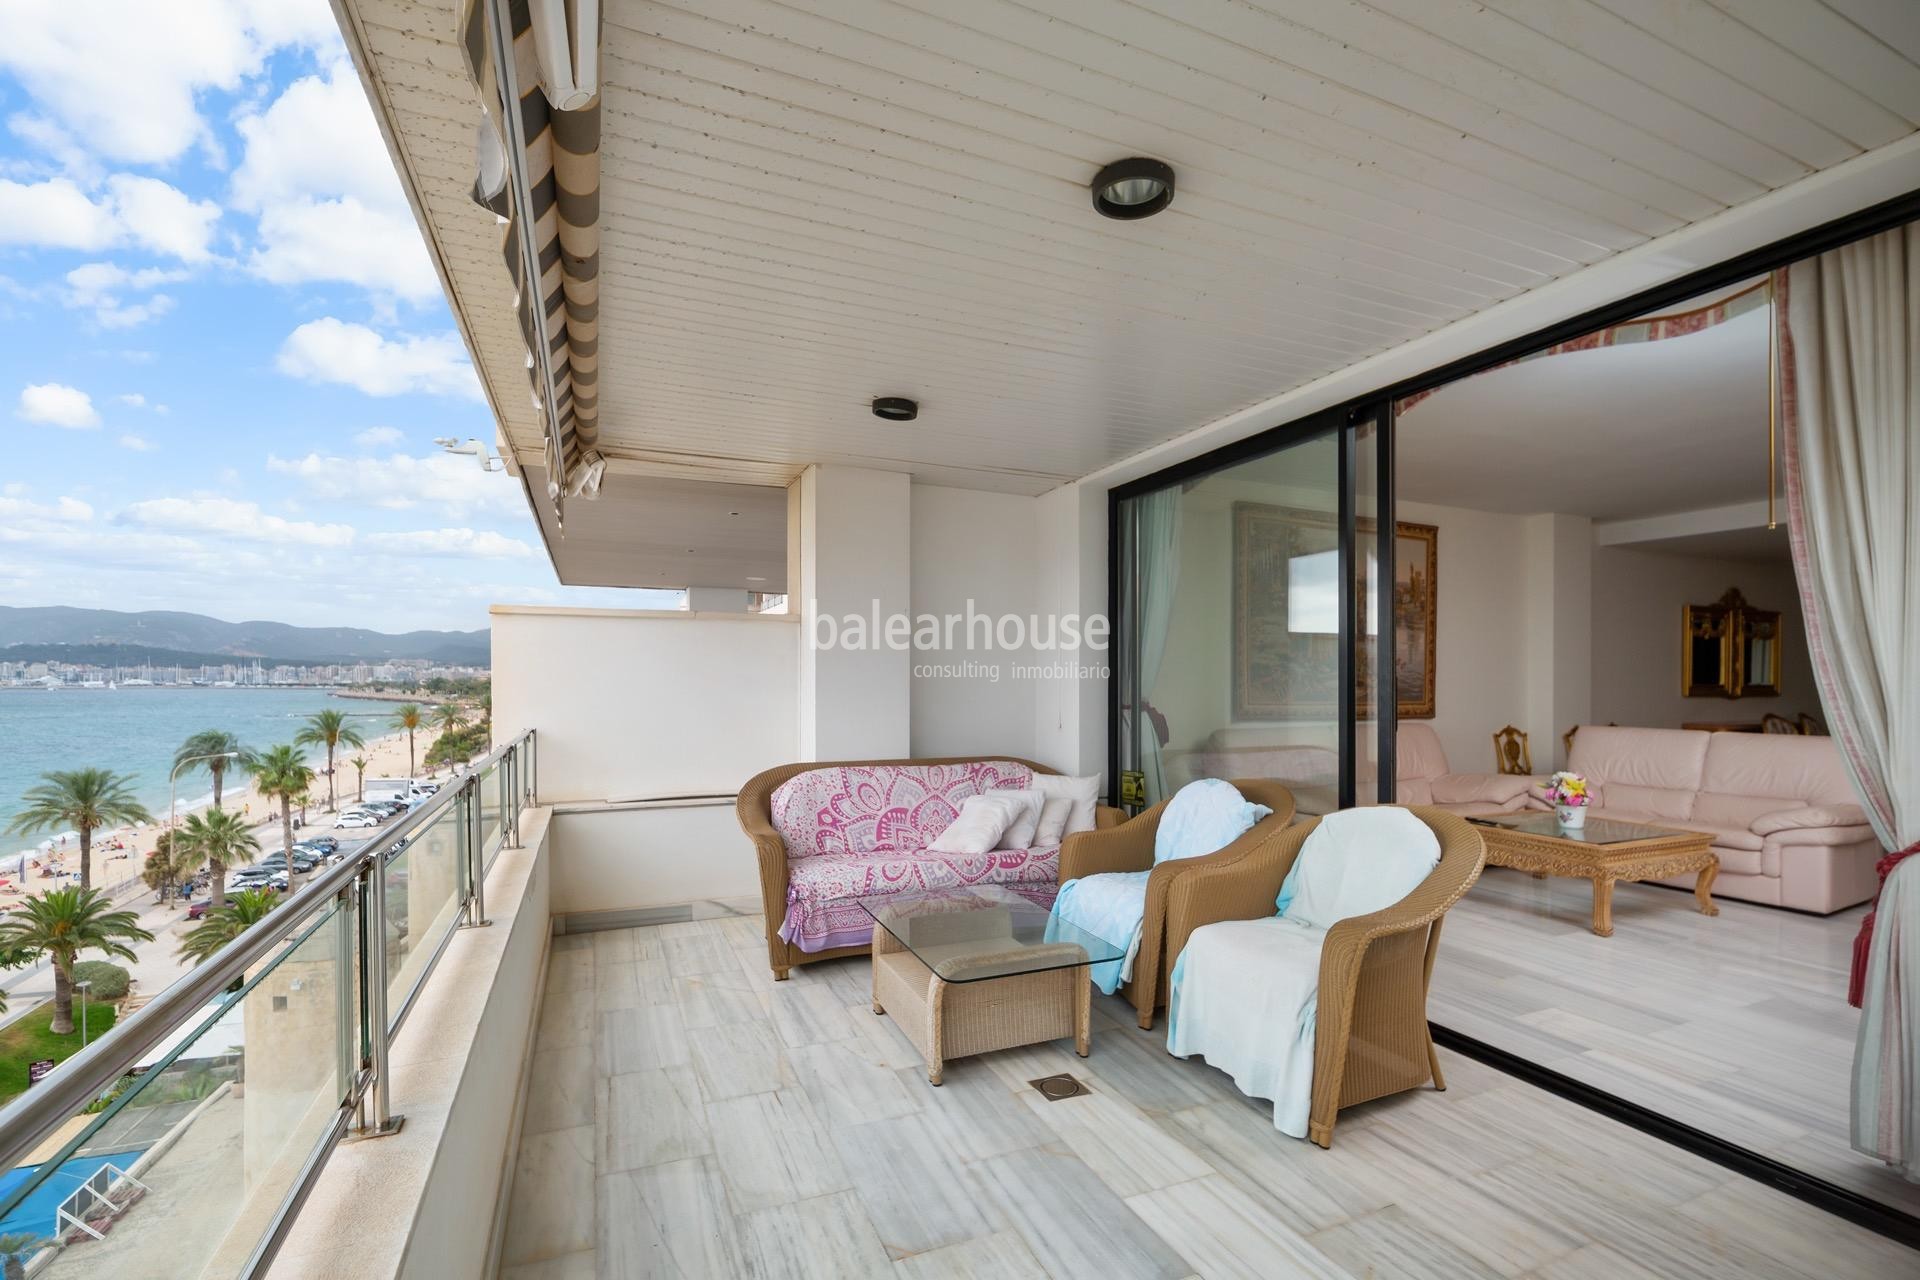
[1468,812,1719,937]
[860,886,1125,1086]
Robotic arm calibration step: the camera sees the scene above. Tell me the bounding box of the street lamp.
[77,980,92,1049]
[170,751,242,830]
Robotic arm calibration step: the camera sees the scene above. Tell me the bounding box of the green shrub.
[71,961,131,1002]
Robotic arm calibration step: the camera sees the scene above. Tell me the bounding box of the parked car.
[336,811,378,829]
[187,899,212,920]
[296,836,338,854]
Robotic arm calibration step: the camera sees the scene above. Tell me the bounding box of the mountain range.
[0,607,489,665]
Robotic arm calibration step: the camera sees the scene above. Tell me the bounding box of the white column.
[1521,513,1594,771]
[1031,481,1110,786]
[795,465,912,760]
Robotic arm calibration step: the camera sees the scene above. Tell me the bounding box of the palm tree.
[172,730,254,813]
[249,745,314,883]
[173,808,260,909]
[0,887,153,1034]
[295,709,365,813]
[0,1232,47,1280]
[178,888,279,969]
[431,702,467,736]
[4,769,152,892]
[349,755,370,805]
[391,704,424,778]
[141,831,195,905]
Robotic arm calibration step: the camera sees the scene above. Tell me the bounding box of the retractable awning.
[461,0,603,519]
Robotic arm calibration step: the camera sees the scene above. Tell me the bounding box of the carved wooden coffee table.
[1468,813,1718,937]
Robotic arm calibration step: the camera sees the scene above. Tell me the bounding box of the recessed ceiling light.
[872,396,918,421]
[1091,157,1174,220]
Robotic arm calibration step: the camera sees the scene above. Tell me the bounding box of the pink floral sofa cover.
[768,760,1059,953]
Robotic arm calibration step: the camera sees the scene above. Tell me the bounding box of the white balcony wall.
[796,465,911,760]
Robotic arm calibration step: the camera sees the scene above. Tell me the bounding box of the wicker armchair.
[738,757,1124,980]
[1057,779,1297,1031]
[1162,806,1485,1147]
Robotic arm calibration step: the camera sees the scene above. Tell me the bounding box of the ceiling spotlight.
[872,396,918,421]
[1091,157,1174,220]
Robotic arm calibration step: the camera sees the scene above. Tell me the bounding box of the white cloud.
[0,0,339,166]
[267,450,522,518]
[117,392,146,407]
[64,261,189,329]
[0,176,218,261]
[119,496,355,547]
[0,494,92,522]
[117,433,156,452]
[276,319,481,400]
[17,382,100,428]
[364,528,533,559]
[353,426,403,448]
[233,62,438,300]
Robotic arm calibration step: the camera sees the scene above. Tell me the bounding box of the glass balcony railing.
[0,730,537,1279]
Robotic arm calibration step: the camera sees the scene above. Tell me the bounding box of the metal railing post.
[529,730,538,806]
[334,883,357,1110]
[467,775,490,928]
[362,850,402,1136]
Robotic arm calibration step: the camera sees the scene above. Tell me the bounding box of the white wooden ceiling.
[340,0,1920,503]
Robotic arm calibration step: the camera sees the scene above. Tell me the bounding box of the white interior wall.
[1030,482,1110,787]
[491,606,798,802]
[1590,547,1814,731]
[908,484,1040,761]
[548,801,758,914]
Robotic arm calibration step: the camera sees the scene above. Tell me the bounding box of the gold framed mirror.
[1683,588,1782,699]
[1738,606,1782,697]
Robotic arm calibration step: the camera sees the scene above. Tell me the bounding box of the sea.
[0,687,362,839]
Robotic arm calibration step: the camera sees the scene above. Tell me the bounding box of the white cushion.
[1280,808,1440,930]
[990,788,1046,849]
[926,794,1022,855]
[1030,774,1101,840]
[1034,795,1074,846]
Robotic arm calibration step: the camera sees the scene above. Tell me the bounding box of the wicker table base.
[1477,824,1719,937]
[870,925,1090,1086]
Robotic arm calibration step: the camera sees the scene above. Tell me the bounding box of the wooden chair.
[1163,806,1486,1148]
[1797,712,1825,736]
[1491,725,1531,775]
[1056,779,1296,1030]
[1761,712,1799,735]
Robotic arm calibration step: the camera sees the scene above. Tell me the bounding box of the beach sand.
[1,723,470,902]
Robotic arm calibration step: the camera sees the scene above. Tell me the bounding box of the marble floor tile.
[600,1066,710,1173]
[831,1112,1002,1259]
[534,988,595,1051]
[689,1018,793,1102]
[1673,1181,1920,1280]
[841,1000,931,1073]
[589,928,637,964]
[544,946,594,995]
[1526,1242,1671,1280]
[740,1190,893,1280]
[597,1003,690,1076]
[665,929,738,977]
[500,1248,595,1280]
[599,1156,749,1280]
[1018,1087,1211,1198]
[904,1058,1053,1163]
[1125,1175,1349,1280]
[502,1124,596,1266]
[790,1039,923,1128]
[888,1229,1050,1280]
[768,981,858,1048]
[708,1087,851,1212]
[523,1045,596,1136]
[1309,1204,1504,1280]
[677,971,771,1030]
[1160,1101,1380,1236]
[975,1147,1191,1280]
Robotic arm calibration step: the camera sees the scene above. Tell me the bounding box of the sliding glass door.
[1114,405,1390,814]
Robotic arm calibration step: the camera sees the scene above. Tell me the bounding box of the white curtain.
[1128,489,1182,803]
[1781,225,1920,1180]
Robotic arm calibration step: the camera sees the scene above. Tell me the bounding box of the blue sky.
[0,0,674,633]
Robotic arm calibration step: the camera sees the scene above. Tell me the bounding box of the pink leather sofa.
[1181,723,1531,818]
[1540,726,1879,913]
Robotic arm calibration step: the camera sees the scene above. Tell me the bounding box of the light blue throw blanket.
[1047,871,1149,995]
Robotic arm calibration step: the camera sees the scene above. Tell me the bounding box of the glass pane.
[1352,414,1383,802]
[0,902,347,1278]
[1118,430,1343,814]
[383,804,464,1025]
[859,886,1127,981]
[478,764,503,862]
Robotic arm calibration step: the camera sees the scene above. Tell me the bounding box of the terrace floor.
[501,913,1917,1280]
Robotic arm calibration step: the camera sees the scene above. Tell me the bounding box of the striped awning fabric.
[461,0,602,511]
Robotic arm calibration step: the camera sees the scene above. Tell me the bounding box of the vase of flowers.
[1543,771,1591,829]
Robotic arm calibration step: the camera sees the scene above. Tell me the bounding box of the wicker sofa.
[1162,806,1486,1147]
[738,756,1122,980]
[1056,779,1297,1030]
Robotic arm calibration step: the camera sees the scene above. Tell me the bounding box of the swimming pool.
[0,1148,147,1241]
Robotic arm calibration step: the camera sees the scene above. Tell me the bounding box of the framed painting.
[1231,503,1436,720]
